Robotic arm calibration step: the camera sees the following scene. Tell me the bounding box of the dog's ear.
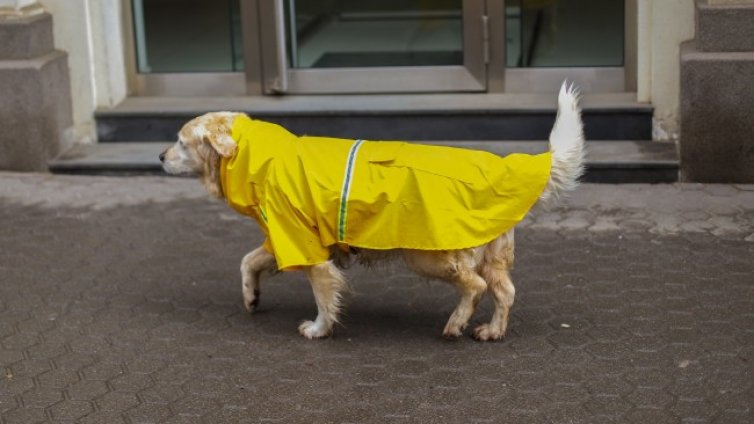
[187,112,236,158]
[200,143,224,198]
[205,133,237,158]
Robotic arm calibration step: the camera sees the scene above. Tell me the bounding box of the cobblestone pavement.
[0,173,753,424]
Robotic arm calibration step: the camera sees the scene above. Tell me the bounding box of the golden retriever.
[160,83,584,341]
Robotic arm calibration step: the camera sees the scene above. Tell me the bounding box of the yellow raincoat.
[221,116,552,270]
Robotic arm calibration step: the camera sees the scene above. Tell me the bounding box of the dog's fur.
[160,83,584,341]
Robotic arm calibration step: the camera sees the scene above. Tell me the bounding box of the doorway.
[128,0,632,96]
[255,0,487,94]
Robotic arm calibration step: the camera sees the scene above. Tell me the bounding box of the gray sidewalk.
[1,173,753,424]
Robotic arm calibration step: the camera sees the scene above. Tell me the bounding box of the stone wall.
[680,0,754,182]
[37,0,128,143]
[0,4,72,171]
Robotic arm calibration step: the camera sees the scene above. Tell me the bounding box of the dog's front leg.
[299,261,347,339]
[240,246,277,313]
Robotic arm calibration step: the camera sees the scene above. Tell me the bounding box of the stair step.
[697,0,754,52]
[50,140,678,183]
[95,93,653,142]
[49,142,171,175]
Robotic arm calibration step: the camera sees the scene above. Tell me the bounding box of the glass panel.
[506,0,624,68]
[133,0,243,73]
[284,0,463,69]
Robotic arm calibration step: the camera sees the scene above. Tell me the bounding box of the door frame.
[124,0,636,96]
[124,0,247,97]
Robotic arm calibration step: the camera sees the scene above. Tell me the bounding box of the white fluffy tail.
[540,82,585,203]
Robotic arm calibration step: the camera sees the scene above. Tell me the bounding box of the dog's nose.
[159,151,166,163]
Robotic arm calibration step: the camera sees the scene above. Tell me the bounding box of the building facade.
[1,0,752,181]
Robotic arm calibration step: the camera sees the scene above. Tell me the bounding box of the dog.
[160,82,584,341]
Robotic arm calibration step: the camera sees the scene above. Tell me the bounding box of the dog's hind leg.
[444,269,488,339]
[299,261,348,339]
[404,250,487,339]
[474,230,515,341]
[240,245,277,313]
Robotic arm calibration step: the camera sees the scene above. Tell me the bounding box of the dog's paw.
[243,289,260,314]
[472,324,505,342]
[441,326,464,340]
[442,319,469,339]
[298,320,331,339]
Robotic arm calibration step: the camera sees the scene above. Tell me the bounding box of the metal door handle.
[268,0,289,93]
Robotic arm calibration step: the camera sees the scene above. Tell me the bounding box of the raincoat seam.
[258,206,268,223]
[337,139,364,242]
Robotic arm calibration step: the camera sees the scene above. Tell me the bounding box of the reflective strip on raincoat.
[220,116,552,271]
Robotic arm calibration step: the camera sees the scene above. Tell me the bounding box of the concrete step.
[50,140,678,183]
[0,13,55,60]
[95,93,653,142]
[680,41,754,183]
[697,0,754,53]
[49,142,171,175]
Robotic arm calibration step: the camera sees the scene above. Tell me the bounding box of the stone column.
[0,0,40,13]
[0,0,73,171]
[680,0,754,182]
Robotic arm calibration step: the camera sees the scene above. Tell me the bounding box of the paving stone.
[109,373,154,393]
[583,394,633,416]
[66,380,110,401]
[670,399,721,421]
[625,408,678,424]
[47,400,95,421]
[2,407,48,424]
[20,387,64,409]
[702,185,740,197]
[712,410,752,424]
[2,333,41,351]
[8,358,50,380]
[1,174,754,423]
[139,383,186,405]
[625,387,676,409]
[34,368,80,389]
[96,390,141,413]
[124,402,173,423]
[77,411,129,424]
[80,362,124,381]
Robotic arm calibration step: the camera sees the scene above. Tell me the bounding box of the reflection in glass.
[133,0,243,73]
[284,0,463,69]
[506,0,624,68]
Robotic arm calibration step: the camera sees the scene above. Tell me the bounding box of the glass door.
[505,0,624,68]
[129,0,246,96]
[132,0,244,73]
[257,0,487,94]
[498,0,633,92]
[127,0,633,96]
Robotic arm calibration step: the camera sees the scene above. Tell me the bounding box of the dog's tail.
[540,81,585,203]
